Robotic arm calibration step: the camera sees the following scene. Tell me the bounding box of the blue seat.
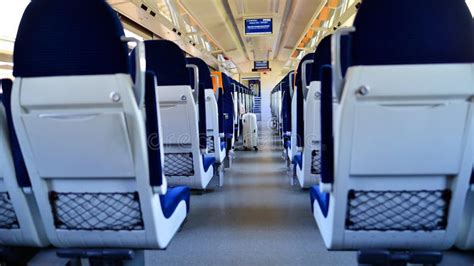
[221,74,236,144]
[160,186,191,219]
[220,140,226,151]
[312,0,474,251]
[310,186,329,217]
[293,152,302,170]
[202,155,216,173]
[284,140,291,150]
[292,53,315,188]
[188,57,226,168]
[11,0,188,249]
[142,40,215,190]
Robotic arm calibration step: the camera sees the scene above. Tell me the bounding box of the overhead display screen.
[244,18,273,36]
[252,61,271,72]
[254,61,269,70]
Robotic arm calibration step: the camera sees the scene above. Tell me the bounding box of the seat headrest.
[13,0,129,77]
[186,57,213,89]
[143,40,190,86]
[281,74,291,94]
[221,73,232,92]
[351,0,474,65]
[295,53,314,90]
[310,36,332,82]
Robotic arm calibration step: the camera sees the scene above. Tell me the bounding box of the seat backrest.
[310,37,331,83]
[294,53,314,148]
[213,72,234,142]
[210,71,225,135]
[143,40,195,144]
[280,74,292,135]
[324,0,474,244]
[11,0,172,248]
[187,57,221,156]
[187,57,211,151]
[0,79,48,247]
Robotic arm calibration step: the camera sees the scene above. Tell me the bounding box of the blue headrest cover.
[310,37,332,82]
[351,0,474,65]
[13,0,129,77]
[187,57,213,89]
[295,53,315,90]
[143,40,190,86]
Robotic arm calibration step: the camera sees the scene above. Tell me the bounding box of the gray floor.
[146,123,474,266]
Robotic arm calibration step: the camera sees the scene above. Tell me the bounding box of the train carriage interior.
[0,0,473,265]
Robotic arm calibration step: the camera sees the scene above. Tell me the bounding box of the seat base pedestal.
[0,246,38,265]
[214,163,224,187]
[357,250,443,266]
[57,249,145,266]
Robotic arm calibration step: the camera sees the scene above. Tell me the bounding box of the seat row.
[272,0,474,253]
[0,0,246,263]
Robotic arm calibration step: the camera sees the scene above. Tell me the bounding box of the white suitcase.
[242,113,258,150]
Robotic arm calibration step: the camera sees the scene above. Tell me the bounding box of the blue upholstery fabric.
[185,59,208,150]
[144,71,163,187]
[320,65,335,185]
[310,185,330,217]
[284,140,291,150]
[197,83,207,150]
[293,152,302,170]
[351,0,474,66]
[217,87,224,134]
[13,0,129,77]
[280,74,292,134]
[142,40,190,86]
[221,74,235,138]
[202,154,215,172]
[295,53,314,148]
[310,37,331,82]
[160,186,190,219]
[220,141,226,151]
[1,79,32,188]
[186,57,213,90]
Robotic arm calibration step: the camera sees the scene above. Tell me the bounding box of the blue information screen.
[254,61,269,70]
[245,18,273,35]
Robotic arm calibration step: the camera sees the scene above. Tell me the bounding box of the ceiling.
[178,0,325,75]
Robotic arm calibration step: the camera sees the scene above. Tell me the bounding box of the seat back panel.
[350,101,468,175]
[22,111,135,177]
[158,86,197,147]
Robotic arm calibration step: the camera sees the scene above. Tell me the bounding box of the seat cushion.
[202,154,215,172]
[160,186,190,219]
[293,152,302,170]
[220,140,226,151]
[310,185,330,218]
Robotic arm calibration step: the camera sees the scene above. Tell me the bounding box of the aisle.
[148,123,354,265]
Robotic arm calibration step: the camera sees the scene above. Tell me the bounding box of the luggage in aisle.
[242,113,258,151]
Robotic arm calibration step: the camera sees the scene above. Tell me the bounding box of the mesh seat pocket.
[346,190,450,232]
[50,192,144,231]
